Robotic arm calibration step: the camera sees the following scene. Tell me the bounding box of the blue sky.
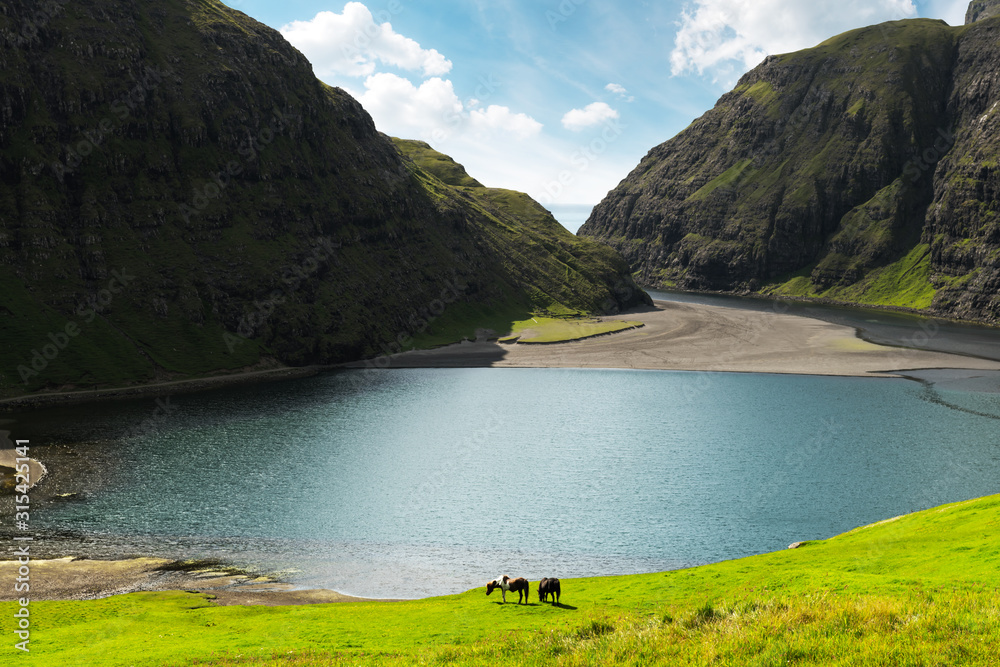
[221,0,970,208]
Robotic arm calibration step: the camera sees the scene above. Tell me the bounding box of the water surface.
[8,367,1000,598]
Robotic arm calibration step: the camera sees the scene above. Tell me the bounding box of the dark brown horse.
[486,575,530,604]
[538,577,561,604]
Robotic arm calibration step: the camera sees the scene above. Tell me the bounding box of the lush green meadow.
[4,494,1000,665]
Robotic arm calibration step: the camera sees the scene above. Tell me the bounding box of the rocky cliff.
[967,0,1000,24]
[0,0,647,398]
[581,11,1000,323]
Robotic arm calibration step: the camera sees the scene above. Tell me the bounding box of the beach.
[0,557,378,606]
[354,300,1000,376]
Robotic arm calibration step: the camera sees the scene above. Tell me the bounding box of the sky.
[221,0,971,209]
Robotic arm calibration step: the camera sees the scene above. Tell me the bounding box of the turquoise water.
[13,366,1000,598]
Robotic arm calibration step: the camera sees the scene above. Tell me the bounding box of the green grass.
[510,317,644,343]
[390,138,484,188]
[764,244,938,310]
[408,306,645,349]
[687,158,755,201]
[7,494,1000,665]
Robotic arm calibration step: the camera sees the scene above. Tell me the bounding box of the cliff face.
[967,0,1000,24]
[581,14,1000,323]
[0,0,646,397]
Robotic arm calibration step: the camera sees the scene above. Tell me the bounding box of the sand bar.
[354,300,1000,376]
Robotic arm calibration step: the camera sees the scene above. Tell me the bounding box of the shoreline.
[648,286,1000,330]
[4,298,999,413]
[0,556,386,606]
[0,366,323,413]
[354,300,1000,378]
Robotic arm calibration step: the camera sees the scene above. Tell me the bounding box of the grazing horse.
[486,575,530,604]
[538,577,561,604]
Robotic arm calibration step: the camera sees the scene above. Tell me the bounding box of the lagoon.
[8,363,1000,598]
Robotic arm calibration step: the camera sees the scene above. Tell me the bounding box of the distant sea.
[547,203,594,235]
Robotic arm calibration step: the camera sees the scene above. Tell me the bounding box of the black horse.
[538,577,561,604]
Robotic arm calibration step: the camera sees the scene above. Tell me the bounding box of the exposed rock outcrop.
[967,0,1000,24]
[581,11,1000,323]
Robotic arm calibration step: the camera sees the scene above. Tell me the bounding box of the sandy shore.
[0,557,382,606]
[354,300,1000,376]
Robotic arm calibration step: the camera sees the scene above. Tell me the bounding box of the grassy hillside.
[6,493,1000,665]
[390,138,650,348]
[0,0,647,400]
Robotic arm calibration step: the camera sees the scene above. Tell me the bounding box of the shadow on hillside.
[342,341,510,370]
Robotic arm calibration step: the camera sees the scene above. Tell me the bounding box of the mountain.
[0,0,647,399]
[581,6,1000,324]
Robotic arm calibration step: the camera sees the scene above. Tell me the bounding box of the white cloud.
[561,102,620,131]
[470,105,543,140]
[352,73,541,144]
[355,73,463,137]
[605,83,635,102]
[281,3,452,79]
[670,0,917,81]
[279,3,604,207]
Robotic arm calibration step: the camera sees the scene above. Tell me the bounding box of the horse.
[486,575,530,604]
[538,577,561,604]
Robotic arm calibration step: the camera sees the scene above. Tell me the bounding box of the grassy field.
[5,494,1000,665]
[507,317,644,344]
[764,244,939,311]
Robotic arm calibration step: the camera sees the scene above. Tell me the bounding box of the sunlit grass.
[6,495,1000,665]
[509,317,644,344]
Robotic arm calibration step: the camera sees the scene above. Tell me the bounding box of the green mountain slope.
[581,9,1000,324]
[0,0,647,399]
